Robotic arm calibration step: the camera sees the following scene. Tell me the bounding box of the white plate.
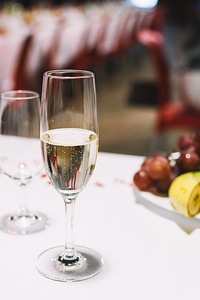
[134,187,200,233]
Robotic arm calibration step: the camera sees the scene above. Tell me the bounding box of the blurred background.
[0,0,200,156]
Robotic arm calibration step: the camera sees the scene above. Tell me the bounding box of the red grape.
[133,170,153,190]
[148,156,170,180]
[154,176,172,194]
[177,150,200,172]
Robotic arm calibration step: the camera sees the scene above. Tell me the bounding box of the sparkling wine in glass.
[36,70,103,282]
[0,90,49,234]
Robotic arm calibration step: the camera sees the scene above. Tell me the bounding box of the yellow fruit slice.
[168,172,200,217]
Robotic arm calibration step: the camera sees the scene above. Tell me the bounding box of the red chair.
[0,30,32,92]
[13,33,33,91]
[137,29,200,136]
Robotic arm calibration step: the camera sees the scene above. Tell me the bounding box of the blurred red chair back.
[137,29,200,135]
[0,30,31,92]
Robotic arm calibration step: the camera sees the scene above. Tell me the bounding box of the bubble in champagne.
[89,133,96,142]
[44,133,50,142]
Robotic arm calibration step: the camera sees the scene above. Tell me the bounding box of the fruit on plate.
[133,153,177,194]
[133,132,200,195]
[169,172,200,217]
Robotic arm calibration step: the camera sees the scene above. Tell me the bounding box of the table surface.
[0,151,199,300]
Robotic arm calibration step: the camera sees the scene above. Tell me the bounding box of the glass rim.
[1,90,39,100]
[43,69,94,79]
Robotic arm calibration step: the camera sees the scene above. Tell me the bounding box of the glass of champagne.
[36,70,103,282]
[0,90,48,234]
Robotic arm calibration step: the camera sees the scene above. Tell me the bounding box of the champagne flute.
[0,90,49,234]
[36,70,103,282]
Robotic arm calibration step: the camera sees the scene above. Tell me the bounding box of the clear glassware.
[36,70,103,282]
[0,90,49,234]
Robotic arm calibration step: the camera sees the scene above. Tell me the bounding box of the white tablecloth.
[0,152,199,300]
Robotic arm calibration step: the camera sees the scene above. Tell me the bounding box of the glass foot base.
[36,245,104,282]
[0,211,49,235]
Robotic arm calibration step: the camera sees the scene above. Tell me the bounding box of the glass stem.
[19,181,29,214]
[62,195,77,261]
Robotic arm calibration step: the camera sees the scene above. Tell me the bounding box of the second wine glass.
[0,90,49,234]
